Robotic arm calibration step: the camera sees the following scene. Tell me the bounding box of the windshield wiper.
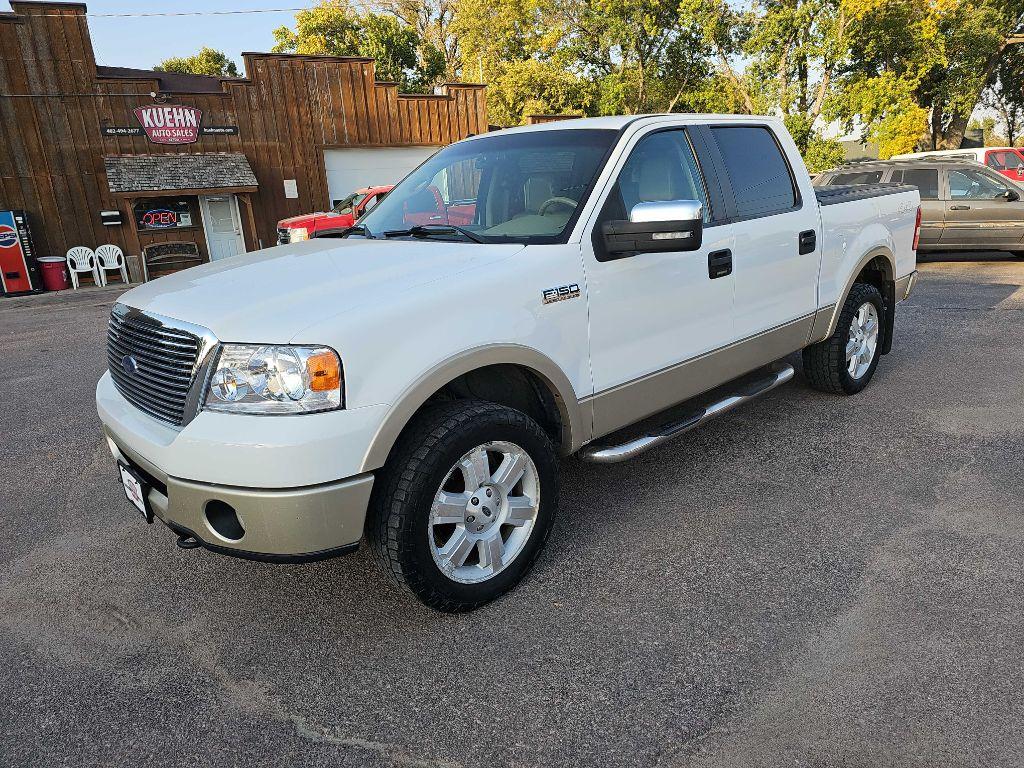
[383,224,485,243]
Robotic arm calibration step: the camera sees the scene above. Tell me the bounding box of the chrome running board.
[580,364,795,464]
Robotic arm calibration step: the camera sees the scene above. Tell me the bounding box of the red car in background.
[277,185,393,244]
[891,147,1024,180]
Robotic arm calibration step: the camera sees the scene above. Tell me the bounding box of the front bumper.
[105,428,373,560]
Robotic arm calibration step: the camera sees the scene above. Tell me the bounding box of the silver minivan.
[815,160,1024,257]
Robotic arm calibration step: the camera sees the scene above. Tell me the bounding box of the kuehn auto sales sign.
[133,104,202,144]
[100,104,239,142]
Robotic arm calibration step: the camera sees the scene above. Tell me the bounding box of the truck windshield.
[358,129,617,244]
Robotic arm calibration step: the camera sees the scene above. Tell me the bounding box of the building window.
[133,198,195,231]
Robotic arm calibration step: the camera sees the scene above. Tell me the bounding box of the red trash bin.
[37,257,71,291]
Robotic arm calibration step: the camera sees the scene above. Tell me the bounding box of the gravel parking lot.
[2,254,1023,768]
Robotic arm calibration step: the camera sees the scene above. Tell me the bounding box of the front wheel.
[803,282,885,395]
[368,401,559,612]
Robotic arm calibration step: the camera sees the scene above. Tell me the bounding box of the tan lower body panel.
[585,314,815,439]
[807,304,838,345]
[164,474,373,556]
[105,428,372,556]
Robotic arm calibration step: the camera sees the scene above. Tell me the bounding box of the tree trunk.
[930,100,944,151]
[937,111,972,150]
[719,53,755,113]
[934,43,1007,149]
[797,49,808,114]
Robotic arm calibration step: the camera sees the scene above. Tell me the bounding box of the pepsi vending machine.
[0,210,41,296]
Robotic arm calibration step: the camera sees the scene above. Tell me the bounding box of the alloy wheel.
[428,441,540,584]
[846,301,879,380]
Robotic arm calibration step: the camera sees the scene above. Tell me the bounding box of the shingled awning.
[104,153,258,196]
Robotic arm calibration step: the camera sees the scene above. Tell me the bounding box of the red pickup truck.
[277,185,393,244]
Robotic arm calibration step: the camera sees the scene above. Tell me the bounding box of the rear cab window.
[709,126,799,219]
[831,170,884,185]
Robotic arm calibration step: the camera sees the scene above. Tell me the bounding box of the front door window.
[948,169,1010,200]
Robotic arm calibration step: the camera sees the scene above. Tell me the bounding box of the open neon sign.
[141,209,179,228]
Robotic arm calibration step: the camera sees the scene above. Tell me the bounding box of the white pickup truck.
[97,115,919,611]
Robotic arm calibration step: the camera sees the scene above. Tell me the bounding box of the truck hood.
[278,212,340,228]
[118,238,525,342]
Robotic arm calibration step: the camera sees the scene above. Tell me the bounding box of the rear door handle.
[798,229,817,254]
[950,205,971,210]
[708,249,732,279]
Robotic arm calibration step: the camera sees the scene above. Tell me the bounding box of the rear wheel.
[803,282,885,395]
[368,400,558,612]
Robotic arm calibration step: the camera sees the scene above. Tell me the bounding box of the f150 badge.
[542,283,581,304]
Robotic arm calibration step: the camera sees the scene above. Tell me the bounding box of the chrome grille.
[107,305,202,426]
[277,227,290,245]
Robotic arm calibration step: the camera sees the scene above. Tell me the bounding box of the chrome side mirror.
[601,199,704,259]
[629,199,703,224]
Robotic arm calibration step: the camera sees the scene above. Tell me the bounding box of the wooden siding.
[0,1,487,262]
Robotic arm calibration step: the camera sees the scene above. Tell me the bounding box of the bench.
[142,241,204,281]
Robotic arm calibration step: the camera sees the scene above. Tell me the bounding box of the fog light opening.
[205,500,245,541]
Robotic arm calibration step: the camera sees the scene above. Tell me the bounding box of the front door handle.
[950,205,971,210]
[708,249,732,279]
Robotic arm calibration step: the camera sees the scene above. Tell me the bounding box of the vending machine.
[0,210,41,296]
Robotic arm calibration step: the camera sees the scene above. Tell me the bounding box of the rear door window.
[891,168,939,199]
[710,126,798,218]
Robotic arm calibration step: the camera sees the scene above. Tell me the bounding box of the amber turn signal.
[307,350,341,392]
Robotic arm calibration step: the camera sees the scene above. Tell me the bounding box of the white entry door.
[200,195,245,261]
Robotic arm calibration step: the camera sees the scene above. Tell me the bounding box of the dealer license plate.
[119,462,152,523]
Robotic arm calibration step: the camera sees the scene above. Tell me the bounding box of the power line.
[14,5,378,17]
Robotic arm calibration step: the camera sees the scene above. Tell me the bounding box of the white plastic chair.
[65,247,101,289]
[95,244,130,285]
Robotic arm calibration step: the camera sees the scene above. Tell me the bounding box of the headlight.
[204,344,342,415]
[290,227,310,242]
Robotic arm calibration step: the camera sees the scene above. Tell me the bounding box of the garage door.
[323,146,441,207]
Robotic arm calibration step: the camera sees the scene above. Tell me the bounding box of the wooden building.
[0,0,488,282]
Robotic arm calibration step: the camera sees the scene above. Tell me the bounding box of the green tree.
[272,0,444,92]
[831,0,1024,155]
[155,47,239,77]
[375,0,463,77]
[486,58,595,125]
[802,133,847,172]
[272,0,363,55]
[454,0,727,122]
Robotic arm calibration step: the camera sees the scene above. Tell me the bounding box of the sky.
[0,1,301,71]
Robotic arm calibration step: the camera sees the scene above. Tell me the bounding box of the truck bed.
[815,182,918,206]
[815,183,919,313]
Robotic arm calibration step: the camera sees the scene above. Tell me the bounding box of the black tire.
[367,400,559,612]
[1011,252,1024,259]
[802,282,885,395]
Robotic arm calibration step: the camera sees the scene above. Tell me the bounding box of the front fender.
[359,344,587,472]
